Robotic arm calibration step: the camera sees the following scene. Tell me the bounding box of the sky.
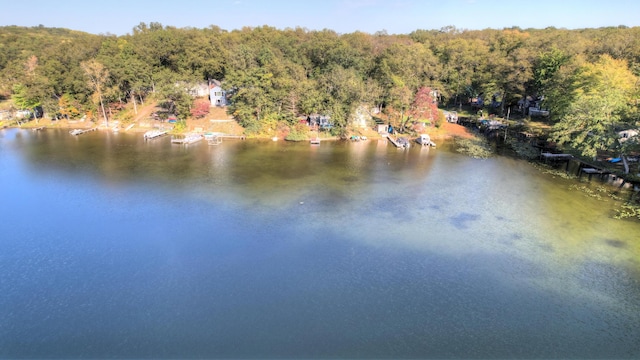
[2,0,639,35]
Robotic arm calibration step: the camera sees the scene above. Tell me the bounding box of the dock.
[580,167,611,180]
[540,152,573,170]
[217,134,246,140]
[540,152,573,161]
[171,133,204,145]
[69,128,97,136]
[205,132,222,145]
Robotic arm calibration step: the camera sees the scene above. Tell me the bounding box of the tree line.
[1,23,639,162]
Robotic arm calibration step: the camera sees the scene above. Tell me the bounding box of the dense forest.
[1,23,639,160]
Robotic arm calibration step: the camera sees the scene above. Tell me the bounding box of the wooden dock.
[580,167,611,180]
[540,152,573,161]
[387,135,399,147]
[171,134,204,144]
[217,134,246,140]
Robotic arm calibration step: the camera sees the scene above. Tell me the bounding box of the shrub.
[285,122,308,141]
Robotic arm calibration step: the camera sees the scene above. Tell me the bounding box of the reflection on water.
[1,128,639,358]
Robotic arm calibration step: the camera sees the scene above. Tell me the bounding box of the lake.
[1,128,639,359]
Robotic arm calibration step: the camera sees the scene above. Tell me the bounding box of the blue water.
[1,128,639,358]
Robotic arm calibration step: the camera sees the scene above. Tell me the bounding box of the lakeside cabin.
[209,79,227,107]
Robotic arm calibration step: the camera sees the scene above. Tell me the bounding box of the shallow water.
[1,128,639,358]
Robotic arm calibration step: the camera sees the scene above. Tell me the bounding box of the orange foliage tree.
[190,99,211,118]
[409,87,439,125]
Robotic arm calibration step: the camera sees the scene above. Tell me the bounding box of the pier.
[216,134,246,140]
[171,133,204,145]
[579,167,611,180]
[204,132,246,144]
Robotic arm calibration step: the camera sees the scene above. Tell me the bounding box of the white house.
[178,81,210,97]
[209,79,227,107]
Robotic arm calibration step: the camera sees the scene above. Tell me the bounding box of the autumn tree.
[58,93,82,120]
[190,98,210,118]
[409,87,439,125]
[81,59,110,125]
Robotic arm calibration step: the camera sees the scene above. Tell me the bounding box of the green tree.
[484,29,534,115]
[316,65,364,134]
[552,55,638,166]
[11,83,40,113]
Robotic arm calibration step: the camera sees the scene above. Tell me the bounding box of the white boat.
[143,130,168,140]
[416,134,436,147]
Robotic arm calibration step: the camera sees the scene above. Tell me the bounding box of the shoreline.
[5,118,476,141]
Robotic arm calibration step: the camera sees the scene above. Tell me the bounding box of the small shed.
[376,124,389,134]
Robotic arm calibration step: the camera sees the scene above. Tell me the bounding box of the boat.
[143,129,168,140]
[396,137,411,149]
[310,136,321,145]
[416,134,436,147]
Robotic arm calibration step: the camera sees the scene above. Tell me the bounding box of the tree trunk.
[99,95,108,127]
[132,92,138,115]
[622,154,630,174]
